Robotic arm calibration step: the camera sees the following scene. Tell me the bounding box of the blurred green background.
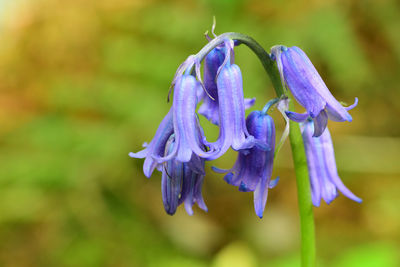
[0,0,399,266]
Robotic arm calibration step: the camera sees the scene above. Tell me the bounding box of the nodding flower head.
[130,32,360,217]
[213,103,279,218]
[271,45,358,137]
[301,120,362,206]
[162,135,208,215]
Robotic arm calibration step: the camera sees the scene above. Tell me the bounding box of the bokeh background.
[0,0,399,266]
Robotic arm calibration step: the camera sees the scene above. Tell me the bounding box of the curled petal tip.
[269,177,280,189]
[197,199,208,212]
[211,166,228,173]
[345,97,358,111]
[129,150,147,159]
[185,204,194,216]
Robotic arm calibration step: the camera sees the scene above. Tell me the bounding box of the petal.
[223,172,234,184]
[312,110,328,137]
[305,123,338,204]
[325,103,352,122]
[301,121,322,207]
[345,97,358,111]
[173,75,197,162]
[181,167,196,215]
[253,139,271,151]
[244,98,256,109]
[198,98,220,125]
[161,160,183,215]
[211,166,229,174]
[193,173,208,212]
[143,157,159,178]
[319,128,362,203]
[205,66,236,160]
[129,149,147,159]
[179,155,208,215]
[173,75,214,162]
[253,173,269,219]
[290,47,351,121]
[222,64,249,151]
[232,135,258,151]
[268,176,280,189]
[187,154,205,175]
[132,108,174,177]
[285,111,309,122]
[281,48,326,117]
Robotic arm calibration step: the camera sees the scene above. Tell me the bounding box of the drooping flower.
[213,106,279,218]
[301,119,362,206]
[156,73,215,163]
[129,108,173,178]
[162,135,208,215]
[271,45,358,137]
[198,44,255,125]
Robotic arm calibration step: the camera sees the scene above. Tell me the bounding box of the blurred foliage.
[0,0,399,266]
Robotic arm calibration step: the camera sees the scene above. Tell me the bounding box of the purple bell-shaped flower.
[301,119,362,206]
[271,45,358,137]
[213,105,279,218]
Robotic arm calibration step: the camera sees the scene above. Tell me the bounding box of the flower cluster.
[130,35,361,217]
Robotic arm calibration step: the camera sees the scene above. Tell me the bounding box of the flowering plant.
[129,25,361,267]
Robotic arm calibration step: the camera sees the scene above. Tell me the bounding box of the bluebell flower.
[129,73,210,176]
[213,105,279,218]
[301,120,362,206]
[129,108,173,178]
[157,73,215,163]
[271,45,358,137]
[162,135,208,215]
[204,40,267,160]
[198,44,255,125]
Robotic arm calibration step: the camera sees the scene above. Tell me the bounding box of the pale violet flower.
[301,120,362,206]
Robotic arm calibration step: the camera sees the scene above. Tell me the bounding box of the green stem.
[199,32,315,266]
[288,101,316,267]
